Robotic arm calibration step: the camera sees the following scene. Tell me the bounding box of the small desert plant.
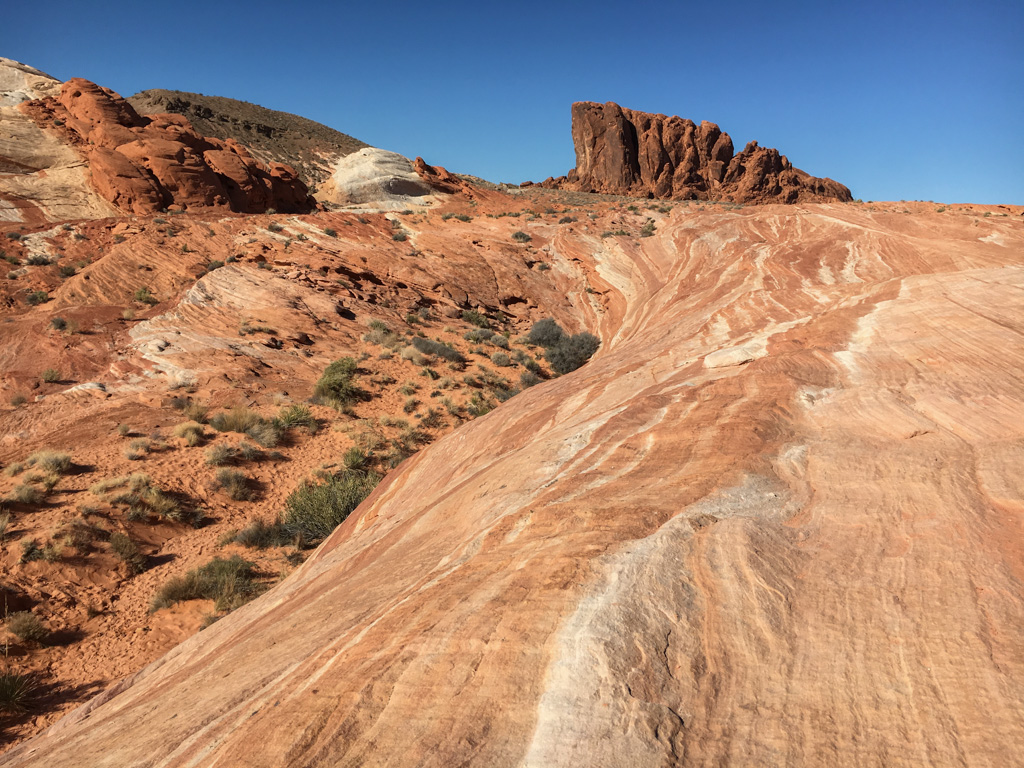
[490,351,511,367]
[342,446,368,471]
[277,404,316,429]
[520,370,542,388]
[392,232,407,242]
[109,532,146,574]
[205,444,238,466]
[182,400,209,423]
[403,397,419,413]
[511,231,531,243]
[26,450,72,475]
[133,287,158,305]
[26,255,50,266]
[6,484,42,505]
[267,222,284,233]
[282,471,380,547]
[150,555,263,613]
[0,671,36,714]
[40,368,60,383]
[116,423,132,437]
[172,421,206,446]
[5,612,48,644]
[26,290,50,306]
[3,463,24,477]
[124,438,151,461]
[237,441,262,462]
[214,469,253,501]
[461,309,490,329]
[209,406,261,434]
[323,227,337,237]
[58,264,77,278]
[232,518,290,549]
[313,357,363,410]
[50,317,67,331]
[411,337,465,363]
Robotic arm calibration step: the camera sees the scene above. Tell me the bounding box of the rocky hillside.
[3,190,1023,765]
[129,90,369,192]
[536,101,852,203]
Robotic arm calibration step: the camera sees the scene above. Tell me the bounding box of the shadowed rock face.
[5,200,1023,767]
[540,101,852,203]
[19,79,314,215]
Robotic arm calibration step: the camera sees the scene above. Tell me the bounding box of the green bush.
[26,450,72,474]
[150,555,262,613]
[133,287,157,305]
[0,672,36,714]
[527,318,564,348]
[283,471,380,546]
[545,332,600,374]
[411,337,465,363]
[314,357,363,410]
[277,404,316,429]
[40,368,60,383]
[26,290,49,306]
[512,231,532,243]
[462,309,490,329]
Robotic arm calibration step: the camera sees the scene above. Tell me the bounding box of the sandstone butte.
[2,65,1024,768]
[535,101,853,204]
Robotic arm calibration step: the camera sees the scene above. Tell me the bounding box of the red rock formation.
[542,101,852,203]
[19,79,313,214]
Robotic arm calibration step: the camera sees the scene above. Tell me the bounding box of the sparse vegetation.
[40,368,60,383]
[205,444,238,466]
[0,671,36,714]
[133,287,158,305]
[214,469,254,501]
[462,309,490,329]
[512,231,532,243]
[26,450,72,475]
[277,404,316,429]
[109,532,146,574]
[173,421,206,446]
[313,357,363,410]
[282,471,380,546]
[5,612,48,644]
[411,336,466,363]
[150,555,264,613]
[26,290,50,306]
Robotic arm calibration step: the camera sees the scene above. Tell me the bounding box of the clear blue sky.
[3,0,1022,203]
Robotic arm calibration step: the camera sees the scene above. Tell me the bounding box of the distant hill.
[128,89,369,190]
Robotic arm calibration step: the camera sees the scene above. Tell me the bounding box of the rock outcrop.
[539,101,852,203]
[318,147,435,209]
[20,79,314,215]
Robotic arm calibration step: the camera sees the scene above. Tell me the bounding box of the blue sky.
[3,0,1022,203]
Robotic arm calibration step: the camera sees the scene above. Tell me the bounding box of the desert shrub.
[464,328,494,342]
[59,264,77,278]
[26,290,49,306]
[150,555,262,613]
[640,220,656,237]
[214,469,253,501]
[39,368,60,384]
[0,671,36,714]
[527,318,565,348]
[277,404,316,429]
[313,357,363,410]
[210,407,262,434]
[511,231,532,243]
[109,532,146,574]
[490,351,511,367]
[392,232,407,242]
[244,420,282,448]
[232,518,290,549]
[6,484,42,505]
[399,347,426,366]
[3,463,24,477]
[237,442,262,462]
[5,612,47,644]
[133,287,157,305]
[462,309,490,329]
[545,332,600,374]
[173,421,206,446]
[403,397,419,413]
[489,334,510,349]
[323,227,337,237]
[520,370,542,388]
[411,336,465,363]
[26,254,50,266]
[267,222,284,233]
[49,317,67,331]
[9,394,26,407]
[342,446,368,471]
[26,450,71,475]
[178,403,207,429]
[125,438,151,461]
[283,471,380,546]
[466,392,495,418]
[205,444,238,466]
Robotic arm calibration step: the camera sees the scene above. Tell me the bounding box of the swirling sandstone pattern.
[5,203,1023,767]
